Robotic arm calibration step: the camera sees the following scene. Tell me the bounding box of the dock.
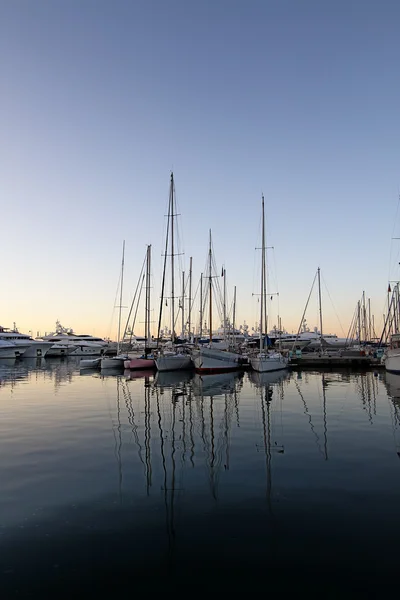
[289,354,384,369]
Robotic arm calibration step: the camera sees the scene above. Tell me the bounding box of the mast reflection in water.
[0,358,400,595]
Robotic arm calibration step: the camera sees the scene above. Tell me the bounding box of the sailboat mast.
[146,245,151,343]
[200,273,203,339]
[188,257,193,340]
[117,240,125,354]
[209,229,212,343]
[181,271,185,339]
[170,173,175,343]
[223,267,226,339]
[233,285,236,333]
[260,195,265,354]
[362,291,367,343]
[317,267,323,350]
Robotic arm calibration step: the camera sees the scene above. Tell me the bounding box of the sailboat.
[191,230,246,373]
[249,196,288,373]
[124,245,156,370]
[101,241,129,370]
[155,173,192,372]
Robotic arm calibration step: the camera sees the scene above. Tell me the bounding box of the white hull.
[0,343,30,359]
[20,341,53,358]
[70,344,105,356]
[80,358,101,369]
[191,347,244,373]
[46,344,77,357]
[249,352,288,373]
[385,350,400,373]
[155,353,192,372]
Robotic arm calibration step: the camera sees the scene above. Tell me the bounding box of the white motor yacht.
[37,321,109,356]
[0,326,52,357]
[0,339,31,359]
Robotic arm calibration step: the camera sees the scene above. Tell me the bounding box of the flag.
[388,284,392,293]
[221,267,224,277]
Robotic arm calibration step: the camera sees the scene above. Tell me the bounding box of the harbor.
[3,2,400,596]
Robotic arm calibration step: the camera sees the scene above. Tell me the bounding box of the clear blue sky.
[1,0,400,338]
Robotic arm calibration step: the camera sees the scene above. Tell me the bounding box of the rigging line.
[291,270,318,352]
[122,250,147,342]
[320,273,346,337]
[107,268,123,340]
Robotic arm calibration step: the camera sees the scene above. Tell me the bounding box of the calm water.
[1,358,400,597]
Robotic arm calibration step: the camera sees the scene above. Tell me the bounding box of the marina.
[3,3,400,597]
[1,357,400,595]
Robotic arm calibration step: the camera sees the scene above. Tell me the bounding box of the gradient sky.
[2,0,400,339]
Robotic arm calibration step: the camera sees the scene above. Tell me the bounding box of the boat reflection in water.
[247,368,290,389]
[124,368,156,382]
[154,369,193,389]
[192,371,243,398]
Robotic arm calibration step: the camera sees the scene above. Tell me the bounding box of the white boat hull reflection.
[154,370,193,388]
[192,371,241,398]
[248,369,290,388]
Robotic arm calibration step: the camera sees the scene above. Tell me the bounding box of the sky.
[2,0,400,339]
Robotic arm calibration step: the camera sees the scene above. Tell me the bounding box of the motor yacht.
[0,325,52,357]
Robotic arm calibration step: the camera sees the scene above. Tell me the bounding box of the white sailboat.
[191,230,245,373]
[155,173,191,372]
[249,196,288,373]
[383,282,400,373]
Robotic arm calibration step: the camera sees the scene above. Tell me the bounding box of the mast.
[232,285,237,335]
[209,229,212,343]
[368,297,371,342]
[223,267,226,340]
[188,257,192,341]
[199,273,203,339]
[317,267,323,351]
[170,172,175,343]
[157,175,172,345]
[117,240,125,355]
[260,195,265,354]
[362,291,367,343]
[181,271,185,339]
[145,245,151,348]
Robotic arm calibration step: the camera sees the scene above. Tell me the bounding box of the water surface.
[1,358,399,596]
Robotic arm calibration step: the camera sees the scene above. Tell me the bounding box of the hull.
[250,352,288,373]
[155,353,192,372]
[21,341,53,358]
[124,357,155,370]
[46,344,77,357]
[0,344,30,359]
[70,345,105,356]
[101,356,126,369]
[80,358,101,369]
[191,347,244,374]
[385,350,400,374]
